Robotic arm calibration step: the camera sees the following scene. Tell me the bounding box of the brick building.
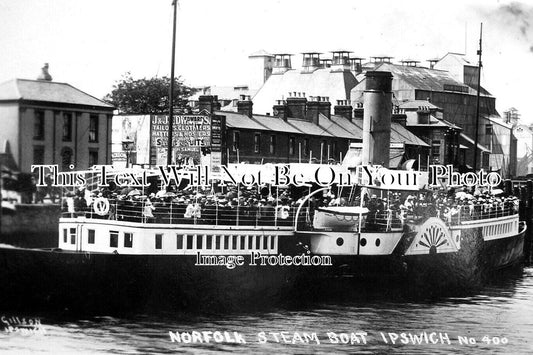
[350,58,516,176]
[199,94,428,166]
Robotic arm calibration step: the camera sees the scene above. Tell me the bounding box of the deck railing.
[61,198,313,228]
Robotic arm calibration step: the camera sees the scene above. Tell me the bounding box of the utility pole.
[473,23,483,171]
[167,0,178,166]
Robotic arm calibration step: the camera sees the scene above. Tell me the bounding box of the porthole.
[360,238,367,247]
[336,238,344,246]
[375,238,381,247]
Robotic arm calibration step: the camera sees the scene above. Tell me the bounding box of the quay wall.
[0,204,59,248]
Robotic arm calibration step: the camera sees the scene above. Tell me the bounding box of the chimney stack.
[273,99,288,120]
[37,63,52,81]
[306,96,320,125]
[416,105,431,124]
[362,71,393,167]
[353,102,364,120]
[318,96,331,119]
[334,100,353,120]
[198,95,217,113]
[237,95,253,118]
[286,92,307,119]
[392,106,407,126]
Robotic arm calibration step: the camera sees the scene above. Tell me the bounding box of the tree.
[104,73,196,114]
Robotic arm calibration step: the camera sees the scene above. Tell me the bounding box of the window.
[224,235,230,249]
[155,233,162,249]
[63,229,67,243]
[321,141,327,161]
[303,138,309,156]
[254,133,261,153]
[88,229,95,244]
[289,137,295,156]
[248,236,253,249]
[485,124,493,135]
[34,110,45,140]
[89,115,99,142]
[176,234,183,249]
[186,235,193,249]
[232,131,240,151]
[124,232,133,248]
[89,150,98,166]
[431,140,441,160]
[269,135,276,154]
[110,231,119,248]
[61,147,73,170]
[196,235,202,249]
[62,113,72,141]
[33,146,45,165]
[215,235,221,249]
[70,228,76,245]
[482,152,490,168]
[206,235,212,249]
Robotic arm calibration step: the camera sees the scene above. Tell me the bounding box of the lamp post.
[122,137,134,168]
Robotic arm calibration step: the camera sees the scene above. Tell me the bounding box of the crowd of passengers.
[62,181,520,227]
[364,187,520,227]
[62,183,311,226]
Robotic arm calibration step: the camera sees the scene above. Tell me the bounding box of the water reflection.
[0,267,531,354]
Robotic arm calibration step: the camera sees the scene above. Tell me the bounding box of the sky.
[1,0,532,121]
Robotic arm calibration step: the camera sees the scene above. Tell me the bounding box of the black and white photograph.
[0,0,532,353]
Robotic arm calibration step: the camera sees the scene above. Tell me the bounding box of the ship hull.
[0,247,306,313]
[404,225,525,291]
[299,221,526,292]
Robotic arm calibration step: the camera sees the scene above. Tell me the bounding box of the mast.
[472,23,483,171]
[167,0,178,166]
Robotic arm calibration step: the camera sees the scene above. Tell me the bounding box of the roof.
[0,153,18,171]
[217,110,428,148]
[287,118,334,137]
[350,62,494,105]
[376,62,476,94]
[250,114,302,134]
[390,122,429,146]
[485,114,512,129]
[329,115,363,138]
[190,86,257,101]
[316,113,359,139]
[399,100,442,110]
[217,111,267,131]
[459,133,490,153]
[249,50,274,58]
[404,112,461,130]
[439,52,472,65]
[252,68,357,115]
[0,79,114,109]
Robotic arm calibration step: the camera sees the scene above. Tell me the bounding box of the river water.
[0,267,532,354]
